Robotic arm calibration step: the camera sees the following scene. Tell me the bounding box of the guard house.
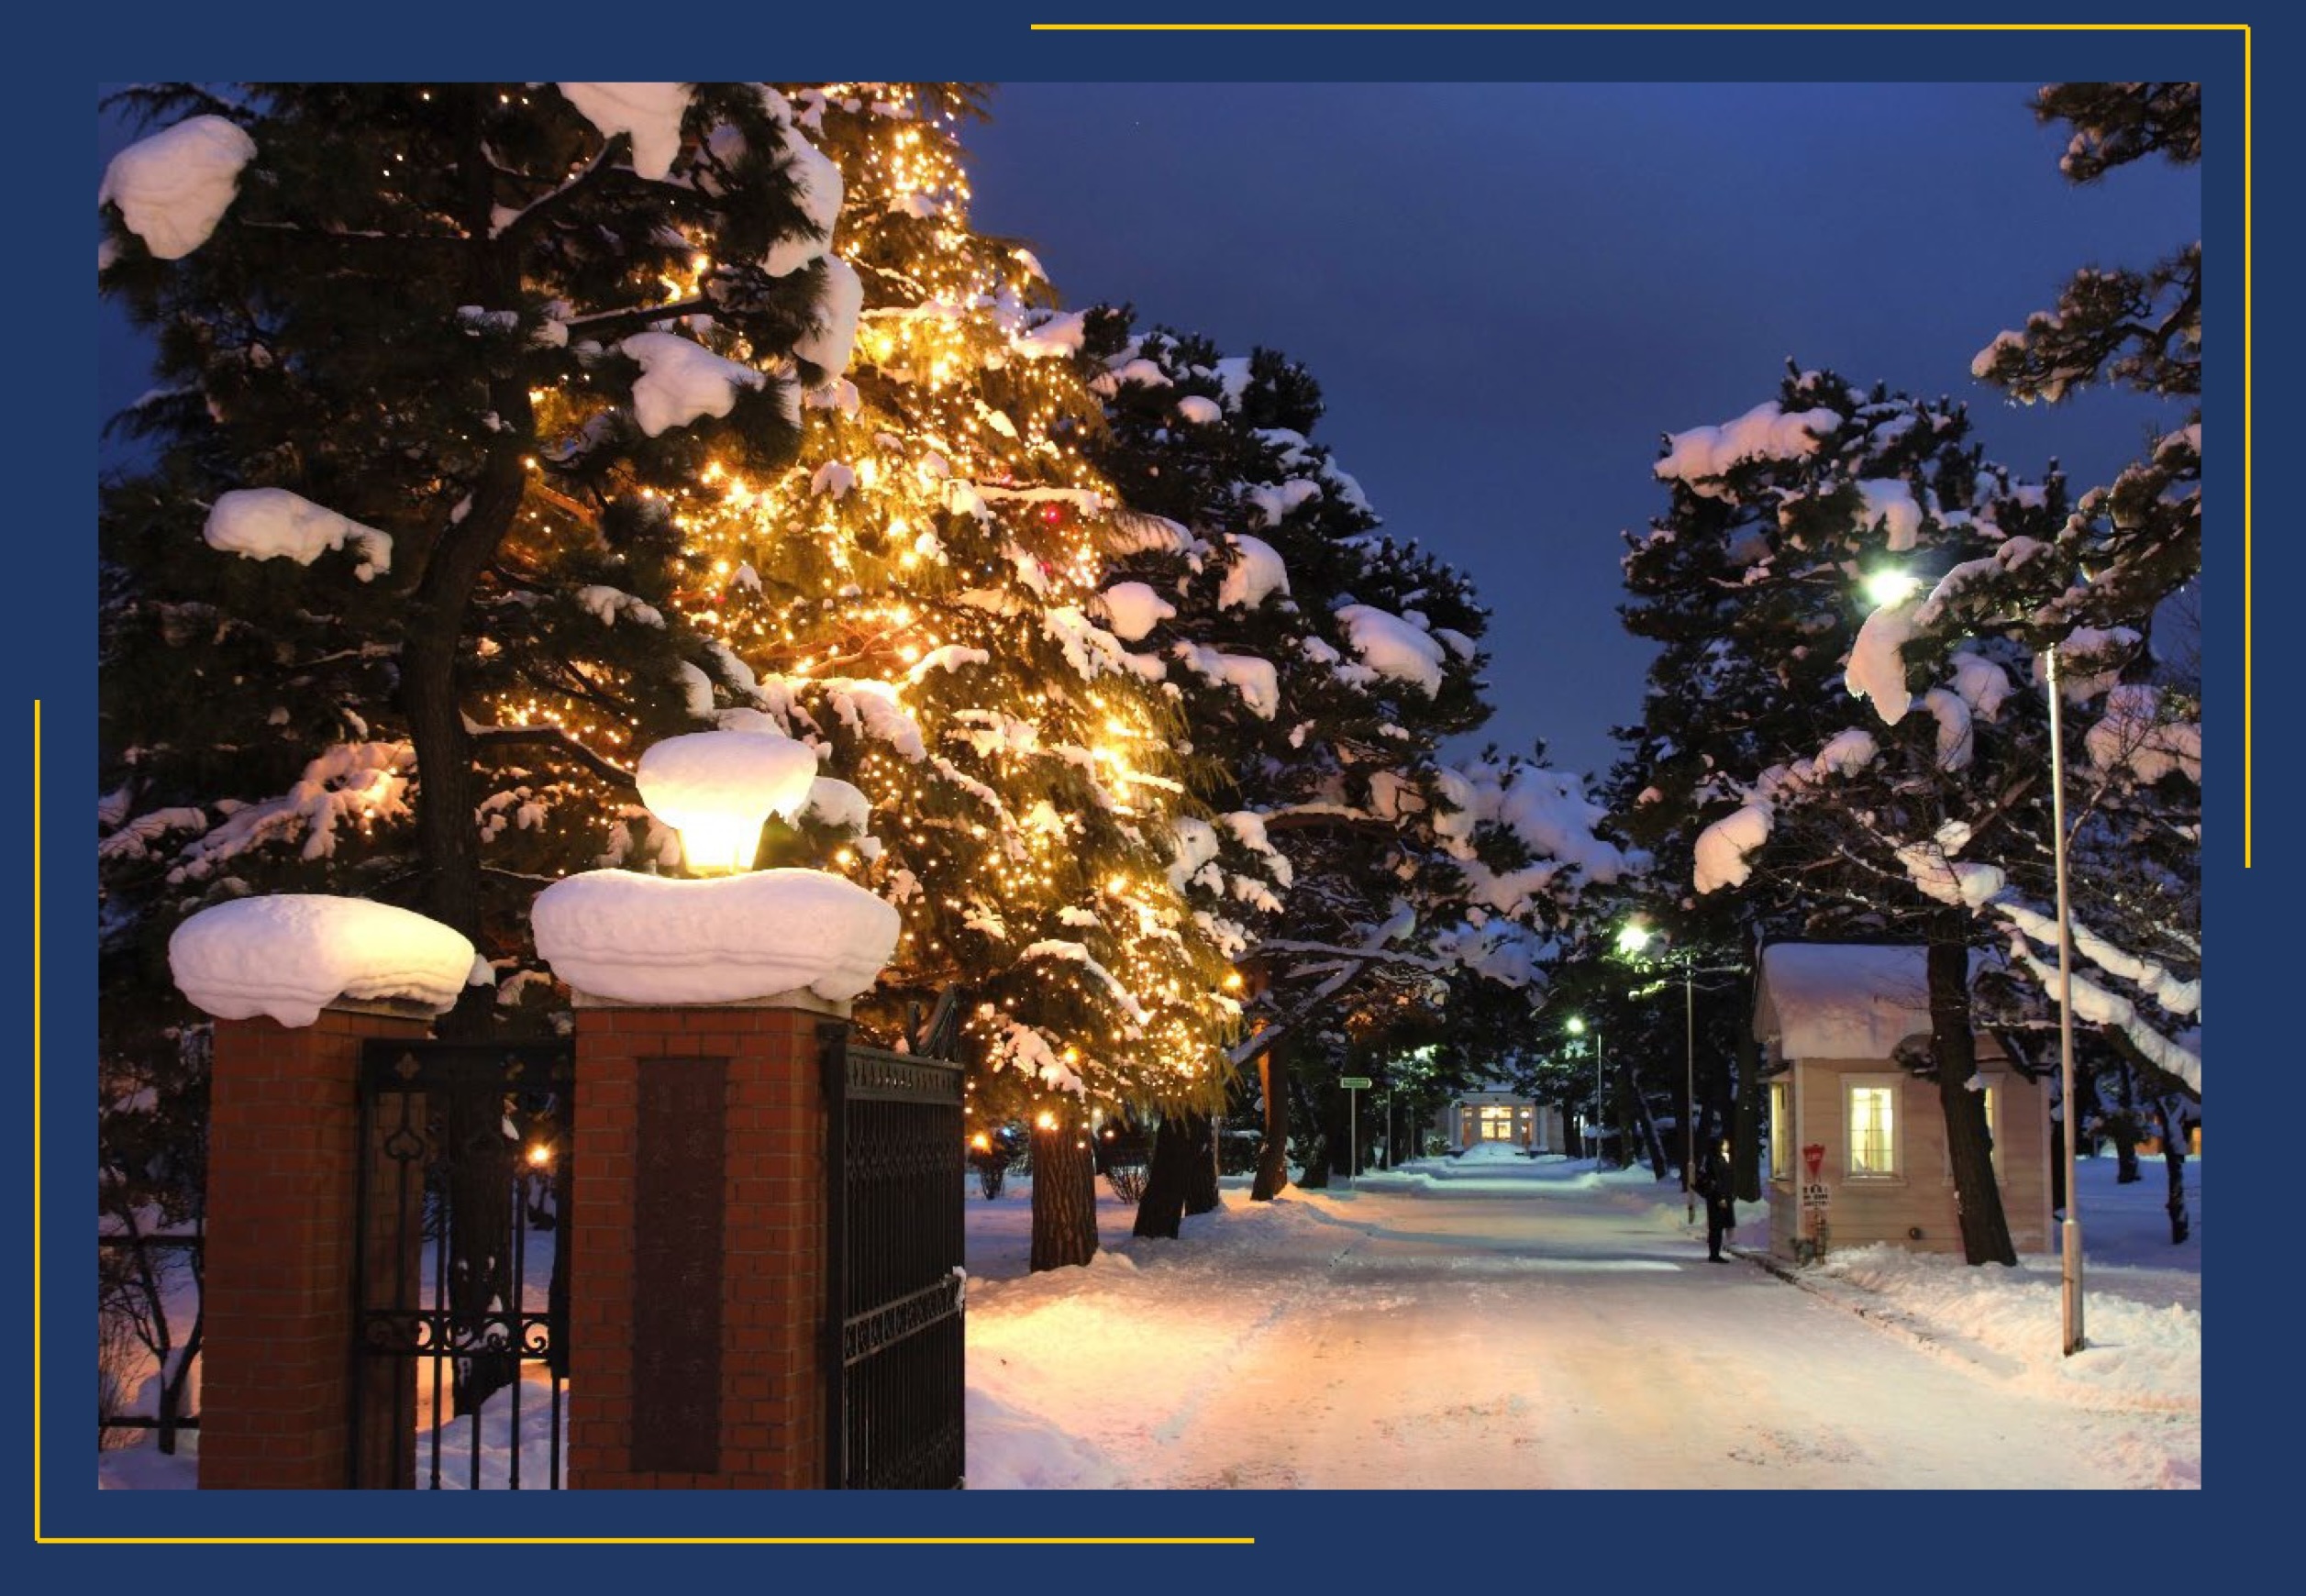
[1436,1076,1565,1154]
[1755,943,2051,1258]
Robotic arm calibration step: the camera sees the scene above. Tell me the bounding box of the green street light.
[1615,920,1657,957]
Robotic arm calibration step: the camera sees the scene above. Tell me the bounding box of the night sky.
[960,82,2201,780]
[98,82,2201,781]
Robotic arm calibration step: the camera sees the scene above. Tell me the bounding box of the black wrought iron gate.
[354,1039,573,1489]
[822,1017,967,1489]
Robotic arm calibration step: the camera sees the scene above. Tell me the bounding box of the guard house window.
[1846,1077,1901,1179]
[1768,1081,1790,1181]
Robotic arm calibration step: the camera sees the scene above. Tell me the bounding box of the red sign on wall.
[1802,1142,1826,1180]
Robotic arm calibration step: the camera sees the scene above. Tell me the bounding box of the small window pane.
[1849,1085,1897,1175]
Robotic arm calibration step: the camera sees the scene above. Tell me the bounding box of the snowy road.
[964,1155,2200,1489]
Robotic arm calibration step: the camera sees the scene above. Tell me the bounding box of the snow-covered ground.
[965,1148,2199,1490]
[96,1151,2198,1491]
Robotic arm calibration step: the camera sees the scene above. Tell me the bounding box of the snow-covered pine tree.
[1896,81,2201,1240]
[100,82,850,986]
[1627,368,2077,1265]
[1080,314,1630,1213]
[652,86,1237,1271]
[99,83,853,1403]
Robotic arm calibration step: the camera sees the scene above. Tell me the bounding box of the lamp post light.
[1567,1015,1601,1168]
[2047,644,2085,1357]
[1862,567,2082,1355]
[1619,918,1746,1225]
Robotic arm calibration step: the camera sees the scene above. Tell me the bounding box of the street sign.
[1802,1142,1825,1180]
[1340,1076,1373,1090]
[1800,1181,1831,1210]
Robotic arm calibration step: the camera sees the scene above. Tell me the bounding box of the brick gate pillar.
[197,1001,433,1491]
[566,993,837,1489]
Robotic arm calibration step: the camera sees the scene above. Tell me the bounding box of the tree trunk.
[1132,1114,1193,1239]
[2111,1063,2142,1182]
[1183,1112,1221,1215]
[1732,1019,1764,1203]
[1251,1047,1291,1202]
[1623,1062,1669,1179]
[1030,1112,1099,1271]
[2150,1095,2191,1245]
[1928,926,2016,1266]
[1292,1070,1330,1188]
[406,88,541,959]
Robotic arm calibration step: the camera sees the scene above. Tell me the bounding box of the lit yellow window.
[1848,1082,1898,1177]
[1768,1081,1790,1180]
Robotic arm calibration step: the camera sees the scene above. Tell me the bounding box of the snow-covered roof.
[1755,943,1936,1060]
[168,893,483,1027]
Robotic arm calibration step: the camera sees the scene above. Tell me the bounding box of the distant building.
[1434,1077,1566,1155]
[1755,943,2052,1258]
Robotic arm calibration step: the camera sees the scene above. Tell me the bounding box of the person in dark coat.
[1697,1140,1736,1262]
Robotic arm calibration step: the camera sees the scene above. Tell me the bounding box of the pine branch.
[467,722,637,791]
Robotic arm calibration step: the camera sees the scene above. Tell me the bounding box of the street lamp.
[2047,645,2085,1356]
[1567,1015,1602,1168]
[1864,568,1922,608]
[1619,918,1745,1225]
[1862,568,2082,1355]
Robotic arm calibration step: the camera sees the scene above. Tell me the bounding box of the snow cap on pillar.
[168,893,486,1027]
[532,868,900,1006]
[636,726,818,874]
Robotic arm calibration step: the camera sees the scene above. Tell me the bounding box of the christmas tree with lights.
[656,85,1242,1269]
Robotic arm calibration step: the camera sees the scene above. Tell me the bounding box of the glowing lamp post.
[1619,918,1695,1223]
[635,727,819,875]
[1860,567,2081,1354]
[1863,568,1922,608]
[1567,1015,1601,1167]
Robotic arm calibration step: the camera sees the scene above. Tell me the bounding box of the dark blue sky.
[962,82,2201,779]
[99,83,2200,781]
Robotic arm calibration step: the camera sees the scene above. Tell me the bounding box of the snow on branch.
[2001,927,2201,1095]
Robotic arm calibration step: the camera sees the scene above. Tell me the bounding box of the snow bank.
[1335,605,1446,697]
[100,115,255,260]
[170,893,482,1027]
[533,868,899,1004]
[555,83,692,180]
[623,332,765,437]
[204,488,393,582]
